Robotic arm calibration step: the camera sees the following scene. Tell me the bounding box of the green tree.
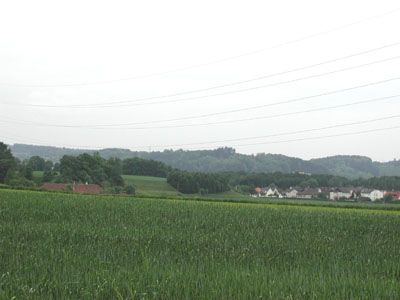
[4,168,16,185]
[21,166,34,180]
[27,156,46,171]
[384,194,393,203]
[124,185,135,195]
[44,160,53,171]
[0,142,16,183]
[43,170,56,182]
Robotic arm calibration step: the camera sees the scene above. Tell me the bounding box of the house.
[329,188,355,200]
[73,183,102,194]
[41,183,68,191]
[41,183,102,195]
[298,188,321,199]
[319,187,331,194]
[360,189,385,201]
[384,191,400,201]
[259,185,282,198]
[251,187,261,197]
[285,188,299,198]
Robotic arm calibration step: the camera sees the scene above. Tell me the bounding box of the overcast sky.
[0,0,399,161]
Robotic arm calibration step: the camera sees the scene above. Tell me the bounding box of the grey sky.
[0,0,399,161]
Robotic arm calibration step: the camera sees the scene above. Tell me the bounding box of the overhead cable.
[1,120,399,151]
[1,94,399,130]
[2,54,399,109]
[1,7,398,88]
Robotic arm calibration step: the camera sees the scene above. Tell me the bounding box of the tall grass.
[1,189,400,299]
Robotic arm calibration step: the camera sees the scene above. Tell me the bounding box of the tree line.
[167,170,230,194]
[11,144,400,179]
[224,171,400,192]
[2,142,400,195]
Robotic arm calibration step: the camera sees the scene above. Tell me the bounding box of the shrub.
[8,177,35,187]
[124,185,135,195]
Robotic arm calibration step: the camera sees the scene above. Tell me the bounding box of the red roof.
[41,183,102,195]
[41,183,67,191]
[384,191,400,200]
[73,184,102,195]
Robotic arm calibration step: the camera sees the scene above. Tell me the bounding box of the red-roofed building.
[384,191,400,201]
[73,183,102,194]
[41,183,102,195]
[41,183,68,191]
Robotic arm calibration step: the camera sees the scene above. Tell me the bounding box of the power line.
[1,7,399,88]
[139,95,400,130]
[146,115,400,148]
[114,76,399,128]
[1,93,399,130]
[50,78,400,128]
[1,118,399,151]
[186,125,400,150]
[2,53,400,109]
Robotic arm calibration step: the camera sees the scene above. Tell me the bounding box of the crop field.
[1,189,400,299]
[122,175,256,202]
[122,175,181,198]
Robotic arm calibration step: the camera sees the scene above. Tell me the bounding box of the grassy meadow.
[121,175,181,198]
[1,189,400,299]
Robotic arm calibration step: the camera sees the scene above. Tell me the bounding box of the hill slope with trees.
[9,144,400,179]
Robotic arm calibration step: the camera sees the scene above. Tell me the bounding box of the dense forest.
[9,144,400,179]
[167,170,229,194]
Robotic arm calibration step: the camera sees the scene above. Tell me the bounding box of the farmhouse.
[258,185,282,198]
[297,188,321,199]
[360,189,385,201]
[41,183,102,195]
[285,188,299,198]
[329,188,355,200]
[41,183,68,192]
[384,191,400,201]
[73,184,102,194]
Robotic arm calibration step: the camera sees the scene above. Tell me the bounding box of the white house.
[360,189,385,201]
[285,188,299,198]
[260,186,282,198]
[329,188,354,200]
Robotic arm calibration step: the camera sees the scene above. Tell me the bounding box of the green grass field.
[122,175,182,197]
[32,170,44,179]
[1,189,400,299]
[122,175,256,201]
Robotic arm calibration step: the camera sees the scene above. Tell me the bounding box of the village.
[253,185,400,202]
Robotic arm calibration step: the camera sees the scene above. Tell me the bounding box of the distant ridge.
[8,143,400,179]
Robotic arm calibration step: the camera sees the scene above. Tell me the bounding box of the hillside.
[122,175,180,198]
[9,144,400,179]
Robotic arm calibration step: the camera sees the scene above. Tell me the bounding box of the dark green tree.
[0,142,16,183]
[44,160,53,171]
[27,156,46,171]
[124,185,135,195]
[21,166,33,180]
[43,170,56,182]
[384,194,393,203]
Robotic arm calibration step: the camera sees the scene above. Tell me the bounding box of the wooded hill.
[9,144,400,179]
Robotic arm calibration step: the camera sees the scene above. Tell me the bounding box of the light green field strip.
[160,197,400,215]
[1,188,399,215]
